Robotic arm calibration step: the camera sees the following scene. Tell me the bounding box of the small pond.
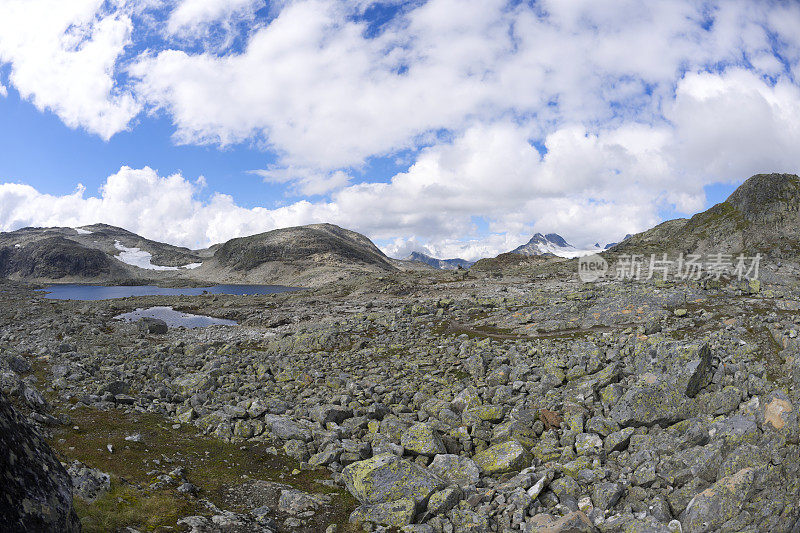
[40,284,300,301]
[114,307,237,328]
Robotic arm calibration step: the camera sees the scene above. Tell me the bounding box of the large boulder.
[400,423,446,456]
[0,392,80,532]
[472,440,531,475]
[342,453,444,506]
[428,454,481,488]
[680,467,756,533]
[610,374,692,427]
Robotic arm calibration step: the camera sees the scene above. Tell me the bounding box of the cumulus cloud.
[2,1,800,257]
[0,167,332,249]
[0,0,140,139]
[0,82,7,97]
[166,0,265,44]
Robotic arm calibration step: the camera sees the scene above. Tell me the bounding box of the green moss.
[74,481,190,533]
[49,406,358,531]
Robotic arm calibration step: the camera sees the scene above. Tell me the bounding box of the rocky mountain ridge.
[611,173,800,257]
[405,251,475,270]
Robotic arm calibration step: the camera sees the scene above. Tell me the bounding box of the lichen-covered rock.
[473,440,530,475]
[401,423,446,456]
[680,467,756,533]
[0,392,80,532]
[350,498,417,527]
[310,404,353,426]
[342,453,444,505]
[531,510,596,532]
[428,454,480,488]
[610,375,691,427]
[173,372,215,395]
[67,460,110,502]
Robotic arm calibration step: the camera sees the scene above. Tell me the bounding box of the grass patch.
[74,482,189,533]
[50,406,357,531]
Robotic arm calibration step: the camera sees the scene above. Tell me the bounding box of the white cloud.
[3,1,800,258]
[166,0,265,39]
[250,166,351,196]
[669,69,800,183]
[0,83,6,97]
[0,167,327,248]
[0,0,140,139]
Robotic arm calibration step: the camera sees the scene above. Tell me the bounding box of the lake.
[114,306,237,328]
[39,284,300,301]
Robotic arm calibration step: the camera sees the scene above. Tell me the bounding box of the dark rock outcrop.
[0,236,119,279]
[0,391,80,532]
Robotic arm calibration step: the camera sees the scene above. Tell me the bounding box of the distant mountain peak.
[405,251,474,270]
[512,232,574,256]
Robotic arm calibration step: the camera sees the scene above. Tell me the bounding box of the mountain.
[511,232,603,258]
[209,223,395,284]
[0,222,395,286]
[511,233,574,256]
[404,251,474,270]
[613,173,800,257]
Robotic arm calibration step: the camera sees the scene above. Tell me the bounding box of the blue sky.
[1,0,799,259]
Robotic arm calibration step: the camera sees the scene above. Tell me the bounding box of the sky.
[1,0,800,261]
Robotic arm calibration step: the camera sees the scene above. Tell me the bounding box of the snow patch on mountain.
[113,241,201,271]
[511,233,601,258]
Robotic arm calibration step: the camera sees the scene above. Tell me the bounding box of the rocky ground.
[2,259,800,532]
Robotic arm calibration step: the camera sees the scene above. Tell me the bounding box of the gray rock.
[310,404,354,426]
[680,467,756,533]
[342,453,445,505]
[0,392,80,532]
[140,317,168,334]
[610,377,691,427]
[592,482,625,510]
[428,454,480,488]
[350,498,417,528]
[67,460,111,502]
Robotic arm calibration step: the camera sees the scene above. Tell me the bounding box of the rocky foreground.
[2,261,800,532]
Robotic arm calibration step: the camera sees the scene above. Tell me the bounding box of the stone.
[610,377,691,427]
[462,404,505,425]
[604,427,635,452]
[425,486,462,517]
[0,392,80,532]
[342,453,444,505]
[173,372,215,395]
[67,461,111,502]
[472,440,531,475]
[278,488,328,515]
[310,404,354,426]
[592,482,625,510]
[757,390,798,443]
[428,454,480,488]
[264,415,312,442]
[401,423,447,456]
[350,498,417,528]
[140,317,168,334]
[574,433,603,455]
[450,509,490,532]
[679,467,756,533]
[535,510,596,532]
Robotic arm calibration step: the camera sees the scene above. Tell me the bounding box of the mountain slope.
[0,223,396,285]
[612,173,800,257]
[205,223,396,285]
